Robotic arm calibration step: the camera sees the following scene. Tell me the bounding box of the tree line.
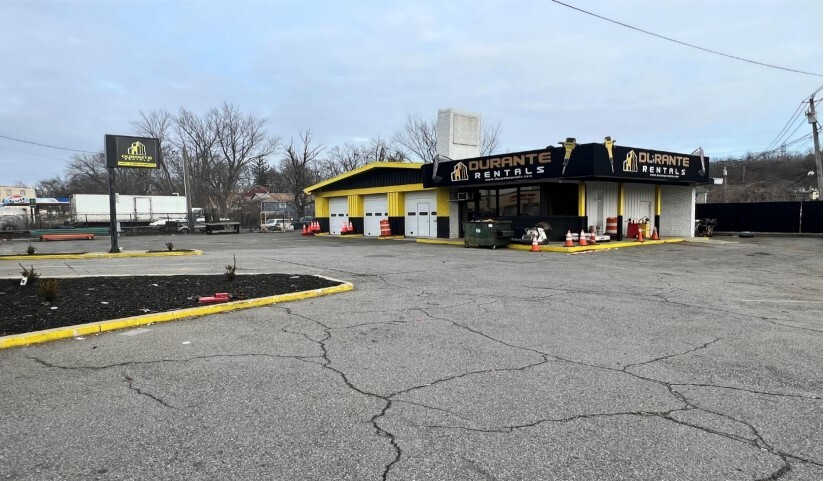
[35,104,501,218]
[704,151,817,203]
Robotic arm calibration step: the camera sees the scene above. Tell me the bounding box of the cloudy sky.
[1,0,821,187]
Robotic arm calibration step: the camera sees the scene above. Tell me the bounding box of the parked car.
[149,218,191,234]
[260,219,294,232]
[293,216,314,230]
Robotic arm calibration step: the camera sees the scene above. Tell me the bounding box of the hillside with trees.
[702,151,818,203]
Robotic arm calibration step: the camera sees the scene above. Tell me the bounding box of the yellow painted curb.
[507,238,684,252]
[0,250,203,261]
[0,278,353,350]
[416,238,465,246]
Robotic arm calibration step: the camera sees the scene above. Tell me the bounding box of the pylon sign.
[105,134,160,169]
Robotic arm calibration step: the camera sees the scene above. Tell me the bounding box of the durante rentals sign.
[422,143,709,187]
[105,135,161,169]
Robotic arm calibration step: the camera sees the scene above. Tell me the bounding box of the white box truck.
[71,194,188,225]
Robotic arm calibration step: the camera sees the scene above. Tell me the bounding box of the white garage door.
[363,195,388,237]
[328,197,348,235]
[404,191,437,238]
[623,183,655,235]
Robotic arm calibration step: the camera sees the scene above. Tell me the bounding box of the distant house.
[242,187,314,221]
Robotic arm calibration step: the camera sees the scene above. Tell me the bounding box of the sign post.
[104,135,161,253]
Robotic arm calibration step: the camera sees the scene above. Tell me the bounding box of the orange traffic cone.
[315,221,321,233]
[564,230,574,248]
[302,224,308,235]
[651,227,659,240]
[636,228,645,242]
[530,234,540,252]
[340,221,348,234]
[578,229,587,246]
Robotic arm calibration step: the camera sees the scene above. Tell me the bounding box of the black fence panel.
[696,201,822,233]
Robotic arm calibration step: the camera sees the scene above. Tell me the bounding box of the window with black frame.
[519,186,540,216]
[477,189,497,218]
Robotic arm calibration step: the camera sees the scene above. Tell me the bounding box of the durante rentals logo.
[451,162,469,181]
[127,141,146,156]
[623,150,638,173]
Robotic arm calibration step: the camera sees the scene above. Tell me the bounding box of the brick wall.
[660,185,695,237]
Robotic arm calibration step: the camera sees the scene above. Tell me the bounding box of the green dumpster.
[462,221,514,249]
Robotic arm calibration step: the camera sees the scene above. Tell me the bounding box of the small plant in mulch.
[26,244,37,255]
[19,263,40,283]
[166,242,175,251]
[225,255,237,281]
[38,278,60,302]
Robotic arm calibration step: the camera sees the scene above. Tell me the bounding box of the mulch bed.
[0,274,342,337]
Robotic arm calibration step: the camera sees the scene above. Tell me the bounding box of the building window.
[498,188,517,216]
[519,186,540,216]
[279,202,287,208]
[477,189,497,218]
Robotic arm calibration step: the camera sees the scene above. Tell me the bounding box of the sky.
[0,0,822,187]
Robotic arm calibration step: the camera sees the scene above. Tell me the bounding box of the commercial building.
[305,110,709,241]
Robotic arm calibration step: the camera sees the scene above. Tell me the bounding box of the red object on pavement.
[198,292,231,305]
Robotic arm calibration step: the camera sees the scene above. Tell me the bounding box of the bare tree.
[280,131,323,218]
[35,176,71,198]
[64,153,108,194]
[206,103,279,212]
[481,120,501,156]
[392,114,438,163]
[174,107,218,209]
[392,114,502,162]
[132,110,181,195]
[323,143,369,179]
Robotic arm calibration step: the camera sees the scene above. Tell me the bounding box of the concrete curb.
[0,276,353,350]
[0,250,204,261]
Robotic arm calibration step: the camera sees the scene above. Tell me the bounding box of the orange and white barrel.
[379,219,392,237]
[605,217,618,236]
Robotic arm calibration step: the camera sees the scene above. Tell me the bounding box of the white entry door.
[404,191,437,238]
[328,197,348,235]
[363,195,387,237]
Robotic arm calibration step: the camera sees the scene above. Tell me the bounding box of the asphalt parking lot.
[0,233,821,480]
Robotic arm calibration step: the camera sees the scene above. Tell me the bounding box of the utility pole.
[807,96,822,197]
[182,146,193,231]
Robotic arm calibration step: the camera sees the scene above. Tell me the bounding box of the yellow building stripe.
[0,250,203,261]
[388,192,404,217]
[655,185,662,216]
[0,280,353,350]
[618,183,625,216]
[436,188,449,216]
[578,182,586,216]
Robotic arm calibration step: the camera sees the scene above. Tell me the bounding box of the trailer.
[71,194,189,226]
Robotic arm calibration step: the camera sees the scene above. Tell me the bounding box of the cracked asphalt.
[0,234,821,480]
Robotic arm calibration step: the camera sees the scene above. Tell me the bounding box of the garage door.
[363,195,388,237]
[404,191,437,238]
[623,183,654,235]
[328,197,348,235]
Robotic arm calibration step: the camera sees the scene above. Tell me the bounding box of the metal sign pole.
[107,167,119,253]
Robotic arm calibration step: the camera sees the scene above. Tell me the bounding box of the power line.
[0,134,97,154]
[762,89,822,152]
[763,103,805,152]
[549,0,823,77]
